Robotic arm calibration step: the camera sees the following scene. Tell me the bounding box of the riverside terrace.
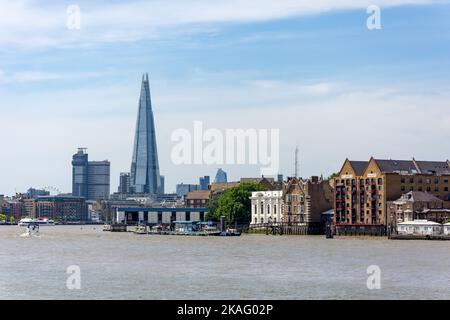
[115,207,208,225]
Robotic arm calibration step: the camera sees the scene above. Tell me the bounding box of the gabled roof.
[348,161,369,176]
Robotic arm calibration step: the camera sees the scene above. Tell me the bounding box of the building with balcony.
[35,196,87,222]
[334,157,450,233]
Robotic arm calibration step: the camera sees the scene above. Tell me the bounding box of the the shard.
[130,73,162,194]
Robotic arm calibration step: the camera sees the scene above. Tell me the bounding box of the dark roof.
[415,161,450,175]
[349,161,369,176]
[402,191,443,203]
[374,159,417,174]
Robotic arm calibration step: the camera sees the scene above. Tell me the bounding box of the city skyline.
[2,1,450,196]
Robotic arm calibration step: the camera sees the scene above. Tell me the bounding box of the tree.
[0,213,6,223]
[9,216,15,223]
[210,183,267,225]
[328,172,339,180]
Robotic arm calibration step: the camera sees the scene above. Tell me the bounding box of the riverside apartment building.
[334,157,450,234]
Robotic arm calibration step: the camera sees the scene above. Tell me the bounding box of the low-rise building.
[186,190,211,208]
[250,190,283,224]
[397,220,443,236]
[115,207,208,225]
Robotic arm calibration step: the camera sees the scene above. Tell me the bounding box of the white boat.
[18,217,55,227]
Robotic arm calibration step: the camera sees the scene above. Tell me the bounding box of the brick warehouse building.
[334,157,450,235]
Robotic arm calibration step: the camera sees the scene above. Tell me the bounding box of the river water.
[0,225,449,300]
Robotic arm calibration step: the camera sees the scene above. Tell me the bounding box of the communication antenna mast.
[294,146,299,178]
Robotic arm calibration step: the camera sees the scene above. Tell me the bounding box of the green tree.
[328,172,339,180]
[212,183,267,225]
[9,216,15,223]
[0,213,6,222]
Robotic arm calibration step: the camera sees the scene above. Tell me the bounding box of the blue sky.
[1,0,450,195]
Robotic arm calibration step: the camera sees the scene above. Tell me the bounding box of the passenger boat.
[18,217,55,227]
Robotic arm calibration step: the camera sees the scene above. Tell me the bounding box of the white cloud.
[0,0,439,48]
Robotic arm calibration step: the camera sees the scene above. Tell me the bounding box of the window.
[409,178,414,184]
[401,177,405,183]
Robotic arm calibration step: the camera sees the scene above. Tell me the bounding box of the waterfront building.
[250,190,283,224]
[0,199,23,221]
[186,190,211,208]
[214,168,228,183]
[116,206,208,225]
[35,196,87,222]
[22,198,36,218]
[199,176,210,190]
[388,191,450,226]
[282,176,333,225]
[397,220,443,236]
[130,73,162,195]
[334,158,450,233]
[444,223,450,235]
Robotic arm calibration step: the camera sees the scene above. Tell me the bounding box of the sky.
[1,0,450,195]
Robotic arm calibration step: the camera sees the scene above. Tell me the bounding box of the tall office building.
[118,173,131,194]
[72,148,110,201]
[199,176,210,190]
[72,148,89,198]
[87,161,110,200]
[130,73,162,195]
[214,169,228,183]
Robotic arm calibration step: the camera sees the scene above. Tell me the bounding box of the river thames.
[0,225,449,300]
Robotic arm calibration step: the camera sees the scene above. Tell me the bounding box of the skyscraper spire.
[130,73,162,194]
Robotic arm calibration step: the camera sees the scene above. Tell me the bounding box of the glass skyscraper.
[214,169,228,183]
[72,148,89,198]
[72,148,110,200]
[130,73,162,194]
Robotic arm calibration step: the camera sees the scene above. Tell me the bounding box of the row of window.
[400,186,449,192]
[400,177,449,184]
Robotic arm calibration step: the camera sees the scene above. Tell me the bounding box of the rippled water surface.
[0,225,449,299]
